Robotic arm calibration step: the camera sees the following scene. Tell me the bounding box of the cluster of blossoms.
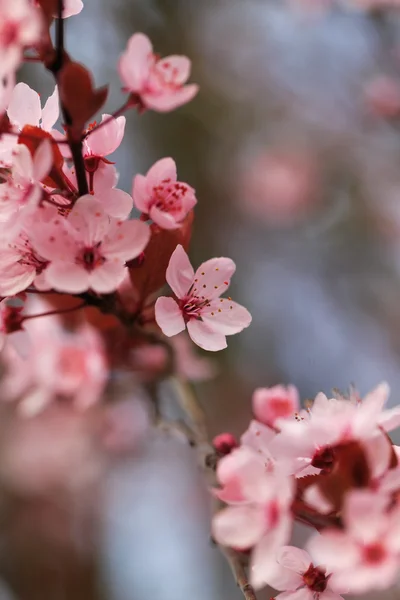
[212,383,400,597]
[4,3,400,600]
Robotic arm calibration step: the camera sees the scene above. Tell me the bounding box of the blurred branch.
[168,375,258,600]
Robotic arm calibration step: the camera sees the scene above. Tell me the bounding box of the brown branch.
[46,0,89,197]
[221,548,258,600]
[167,375,258,600]
[23,300,86,321]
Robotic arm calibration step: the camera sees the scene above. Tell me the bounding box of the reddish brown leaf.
[59,62,108,135]
[18,125,66,190]
[128,210,194,304]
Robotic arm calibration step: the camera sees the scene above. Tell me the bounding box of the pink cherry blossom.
[270,382,396,477]
[1,300,108,415]
[0,0,42,78]
[213,459,294,589]
[252,385,300,429]
[118,33,199,112]
[0,230,48,297]
[155,244,252,351]
[307,490,400,594]
[0,83,59,167]
[0,140,52,239]
[132,157,197,229]
[266,546,346,600]
[30,195,150,294]
[7,82,59,131]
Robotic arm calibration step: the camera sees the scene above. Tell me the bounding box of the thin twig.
[167,375,258,600]
[23,300,86,321]
[221,548,258,600]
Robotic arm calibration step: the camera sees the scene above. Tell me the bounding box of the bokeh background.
[7,0,400,599]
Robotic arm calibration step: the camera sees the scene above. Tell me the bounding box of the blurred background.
[6,0,400,598]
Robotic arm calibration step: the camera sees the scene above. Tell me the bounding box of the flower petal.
[149,205,180,229]
[187,318,227,351]
[88,261,126,294]
[155,296,185,337]
[194,256,236,301]
[165,244,194,298]
[44,262,90,294]
[41,86,59,131]
[201,299,251,335]
[146,157,177,184]
[212,505,264,549]
[7,83,41,128]
[86,114,125,157]
[96,188,133,219]
[142,84,199,112]
[118,33,152,92]
[102,219,150,261]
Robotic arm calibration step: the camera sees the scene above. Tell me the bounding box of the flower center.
[363,543,386,564]
[151,180,189,215]
[311,446,335,473]
[76,244,105,271]
[179,294,209,322]
[302,564,328,593]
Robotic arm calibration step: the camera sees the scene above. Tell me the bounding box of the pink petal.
[68,195,110,246]
[146,157,177,184]
[155,297,185,337]
[33,139,52,181]
[92,162,119,191]
[165,244,194,298]
[88,261,126,294]
[187,318,227,351]
[30,220,77,261]
[265,565,303,593]
[201,299,251,335]
[157,56,192,84]
[344,490,388,542]
[250,522,292,589]
[378,405,400,432]
[277,546,312,574]
[277,590,313,600]
[44,262,90,294]
[212,505,264,549]
[142,84,199,112]
[132,174,150,212]
[61,0,83,17]
[41,86,59,131]
[102,219,150,261]
[363,431,392,480]
[96,188,133,219]
[0,261,35,296]
[307,531,359,571]
[194,256,236,301]
[252,385,299,427]
[118,33,152,92]
[149,205,180,229]
[12,144,33,180]
[86,114,126,157]
[7,83,41,128]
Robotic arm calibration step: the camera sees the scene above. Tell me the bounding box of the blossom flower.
[132,157,197,229]
[30,194,150,294]
[155,244,251,351]
[266,546,346,600]
[307,490,400,594]
[7,82,59,132]
[252,385,300,429]
[1,300,108,415]
[0,140,52,239]
[118,33,199,112]
[269,382,398,477]
[213,460,294,589]
[0,0,42,78]
[0,230,48,297]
